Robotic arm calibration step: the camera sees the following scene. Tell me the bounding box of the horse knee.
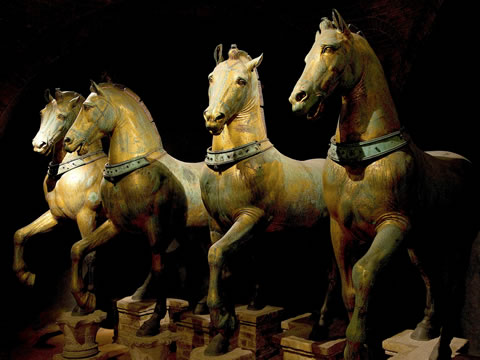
[71,242,85,262]
[208,244,224,268]
[352,260,373,294]
[13,229,26,246]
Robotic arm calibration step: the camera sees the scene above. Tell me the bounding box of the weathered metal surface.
[13,89,107,292]
[289,10,477,360]
[64,82,209,336]
[200,44,332,355]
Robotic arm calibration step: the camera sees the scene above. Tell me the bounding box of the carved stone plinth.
[190,346,254,360]
[273,313,345,360]
[116,296,189,346]
[54,310,107,360]
[382,329,468,359]
[175,311,217,360]
[236,305,284,359]
[129,330,183,360]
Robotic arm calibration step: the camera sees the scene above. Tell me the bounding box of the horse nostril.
[214,113,225,122]
[64,137,72,144]
[295,91,307,102]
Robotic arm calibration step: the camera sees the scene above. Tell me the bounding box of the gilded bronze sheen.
[201,45,332,356]
[13,90,107,298]
[64,82,209,336]
[289,10,477,360]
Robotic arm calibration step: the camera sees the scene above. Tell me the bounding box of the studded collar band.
[48,150,106,178]
[327,128,409,164]
[205,139,273,171]
[103,148,166,182]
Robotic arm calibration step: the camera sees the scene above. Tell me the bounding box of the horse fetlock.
[16,270,36,287]
[209,306,237,333]
[344,340,368,360]
[73,290,96,312]
[411,318,440,341]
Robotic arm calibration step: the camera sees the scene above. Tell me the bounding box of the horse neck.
[53,137,103,163]
[212,85,267,151]
[108,102,163,163]
[336,48,401,143]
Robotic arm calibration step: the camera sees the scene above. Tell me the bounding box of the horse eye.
[322,46,336,55]
[57,114,66,120]
[208,75,214,83]
[237,78,247,86]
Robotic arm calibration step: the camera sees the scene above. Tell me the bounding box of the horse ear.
[90,80,105,96]
[214,44,224,65]
[246,54,263,72]
[55,88,63,101]
[44,89,54,103]
[332,9,351,36]
[69,95,84,109]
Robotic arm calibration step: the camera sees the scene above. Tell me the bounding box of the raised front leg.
[345,222,409,360]
[205,207,265,356]
[13,210,59,286]
[70,219,119,313]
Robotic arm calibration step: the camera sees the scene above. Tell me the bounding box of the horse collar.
[205,139,273,171]
[327,128,409,164]
[103,148,166,182]
[48,150,106,178]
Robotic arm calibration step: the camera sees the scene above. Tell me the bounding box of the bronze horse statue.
[64,82,209,336]
[201,44,333,355]
[13,89,107,301]
[289,10,477,360]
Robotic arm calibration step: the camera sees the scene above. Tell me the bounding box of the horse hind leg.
[408,247,440,340]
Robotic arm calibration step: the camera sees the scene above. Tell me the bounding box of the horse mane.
[227,46,251,63]
[98,82,163,146]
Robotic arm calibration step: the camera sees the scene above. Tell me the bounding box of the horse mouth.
[306,96,325,121]
[64,138,87,155]
[33,143,51,155]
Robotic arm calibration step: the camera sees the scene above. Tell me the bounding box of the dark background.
[0,0,478,357]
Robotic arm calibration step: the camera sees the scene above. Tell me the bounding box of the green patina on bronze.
[200,44,333,356]
[290,9,477,360]
[64,82,209,334]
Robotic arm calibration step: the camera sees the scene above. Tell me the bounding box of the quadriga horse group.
[14,9,477,360]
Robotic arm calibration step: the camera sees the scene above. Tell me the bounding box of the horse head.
[64,81,116,155]
[33,89,84,155]
[203,44,263,135]
[289,9,364,121]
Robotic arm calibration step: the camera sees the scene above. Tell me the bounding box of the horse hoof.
[131,286,155,301]
[136,315,160,337]
[344,340,367,360]
[428,342,452,360]
[204,333,229,356]
[193,299,209,315]
[411,321,440,341]
[73,291,96,313]
[17,271,36,287]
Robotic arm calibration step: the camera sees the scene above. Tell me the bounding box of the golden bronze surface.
[201,45,332,355]
[64,82,209,336]
[13,89,107,290]
[290,10,477,360]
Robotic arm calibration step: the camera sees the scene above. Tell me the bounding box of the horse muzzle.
[64,135,87,155]
[204,109,226,135]
[32,137,50,154]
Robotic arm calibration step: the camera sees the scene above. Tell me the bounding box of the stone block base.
[129,330,183,360]
[274,313,345,360]
[190,346,254,360]
[116,296,189,346]
[382,329,468,359]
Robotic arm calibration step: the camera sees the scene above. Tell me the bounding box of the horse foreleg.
[408,247,440,340]
[77,208,100,293]
[310,253,339,341]
[136,217,169,337]
[70,219,119,313]
[345,222,408,360]
[205,208,264,356]
[13,210,58,286]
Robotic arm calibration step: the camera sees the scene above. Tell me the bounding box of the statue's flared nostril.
[295,91,307,103]
[64,137,72,144]
[214,113,225,122]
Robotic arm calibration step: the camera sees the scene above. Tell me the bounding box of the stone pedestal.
[54,310,107,360]
[129,329,183,360]
[274,313,346,360]
[116,296,189,346]
[236,305,284,359]
[382,329,468,359]
[176,305,283,360]
[190,346,254,360]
